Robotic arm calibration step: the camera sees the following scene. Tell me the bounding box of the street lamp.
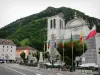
[62,27,66,66]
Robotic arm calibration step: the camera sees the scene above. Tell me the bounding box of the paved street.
[0,63,93,75]
[0,63,63,75]
[0,64,36,75]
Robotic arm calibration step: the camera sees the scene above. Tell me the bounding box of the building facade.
[16,46,36,62]
[0,39,16,61]
[96,33,100,66]
[47,13,100,66]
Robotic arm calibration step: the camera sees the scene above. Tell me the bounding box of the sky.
[0,0,100,28]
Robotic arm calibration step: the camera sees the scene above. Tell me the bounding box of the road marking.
[4,64,44,75]
[3,66,26,75]
[35,73,42,75]
[57,73,63,75]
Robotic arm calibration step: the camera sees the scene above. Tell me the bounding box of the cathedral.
[47,13,100,66]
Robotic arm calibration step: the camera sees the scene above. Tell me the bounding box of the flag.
[48,41,50,49]
[54,41,56,48]
[86,25,96,40]
[70,33,72,47]
[61,40,64,48]
[80,31,83,44]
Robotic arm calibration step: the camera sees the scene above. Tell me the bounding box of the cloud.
[0,0,100,28]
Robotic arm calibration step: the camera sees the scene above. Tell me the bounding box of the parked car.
[0,60,4,63]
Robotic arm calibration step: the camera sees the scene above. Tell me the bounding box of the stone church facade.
[47,13,100,66]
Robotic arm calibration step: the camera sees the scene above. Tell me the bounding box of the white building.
[0,39,16,61]
[96,33,100,66]
[47,13,100,66]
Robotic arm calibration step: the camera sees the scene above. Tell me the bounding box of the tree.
[44,52,50,58]
[32,53,37,57]
[64,56,71,65]
[44,52,51,63]
[20,52,26,63]
[57,40,87,65]
[36,51,40,61]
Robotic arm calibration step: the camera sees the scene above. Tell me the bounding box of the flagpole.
[83,37,85,73]
[70,31,73,72]
[44,41,45,68]
[82,30,85,73]
[83,37,84,58]
[63,47,64,64]
[82,30,84,58]
[72,42,73,72]
[62,27,66,66]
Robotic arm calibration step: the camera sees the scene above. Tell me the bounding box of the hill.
[0,6,100,51]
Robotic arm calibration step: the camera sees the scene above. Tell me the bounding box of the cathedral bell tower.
[47,13,65,41]
[47,13,65,55]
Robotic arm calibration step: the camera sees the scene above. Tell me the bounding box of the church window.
[59,19,63,29]
[62,21,63,29]
[50,20,53,29]
[54,19,56,28]
[60,19,62,29]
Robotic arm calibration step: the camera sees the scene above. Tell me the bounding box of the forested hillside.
[0,6,100,51]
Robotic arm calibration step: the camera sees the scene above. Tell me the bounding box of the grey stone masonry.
[84,37,97,64]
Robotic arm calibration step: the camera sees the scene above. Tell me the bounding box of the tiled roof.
[0,39,15,46]
[16,46,36,51]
